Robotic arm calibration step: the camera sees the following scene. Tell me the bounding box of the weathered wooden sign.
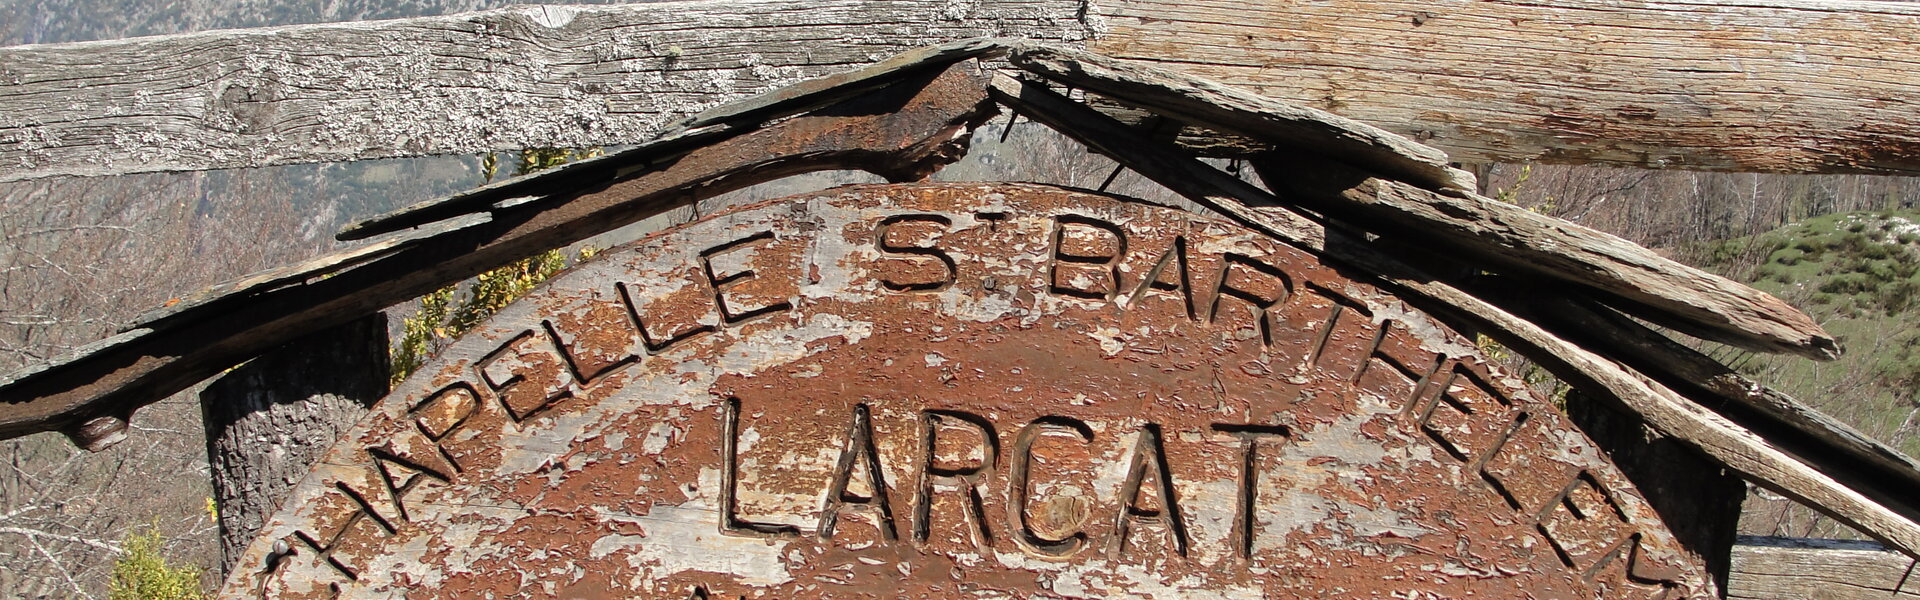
[222,182,1711,598]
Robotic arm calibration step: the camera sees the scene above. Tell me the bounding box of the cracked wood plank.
[1090,0,1920,175]
[0,63,996,446]
[6,0,1920,180]
[1005,43,1475,193]
[0,0,1084,182]
[1729,536,1920,599]
[1494,292,1920,521]
[1251,156,1836,360]
[986,73,1920,558]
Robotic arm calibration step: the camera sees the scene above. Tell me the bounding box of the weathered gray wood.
[1497,292,1920,520]
[1729,536,1920,599]
[336,37,1006,241]
[1089,0,1920,175]
[200,314,388,578]
[0,63,996,445]
[1006,43,1475,193]
[986,73,1920,557]
[9,0,1920,180]
[1253,156,1837,360]
[997,42,1835,360]
[0,1,1083,182]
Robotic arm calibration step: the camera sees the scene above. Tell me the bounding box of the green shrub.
[389,148,600,386]
[109,528,205,600]
[1878,279,1920,313]
[1820,272,1876,295]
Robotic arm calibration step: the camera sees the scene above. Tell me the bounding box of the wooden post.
[199,313,389,577]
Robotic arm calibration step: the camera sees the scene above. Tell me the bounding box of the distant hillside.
[1695,210,1920,538]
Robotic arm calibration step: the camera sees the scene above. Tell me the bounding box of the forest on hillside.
[3,3,1919,597]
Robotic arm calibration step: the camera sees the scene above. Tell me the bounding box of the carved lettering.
[1206,254,1292,347]
[1049,215,1127,301]
[541,315,637,386]
[477,330,573,423]
[718,397,800,538]
[367,446,451,523]
[1416,366,1522,465]
[819,403,898,544]
[1298,284,1370,369]
[1213,424,1291,559]
[617,280,716,354]
[875,214,958,292]
[701,231,792,324]
[912,409,998,548]
[1008,416,1095,559]
[1124,235,1195,319]
[408,382,481,472]
[1536,472,1639,580]
[237,185,1713,597]
[1111,423,1189,558]
[292,483,397,581]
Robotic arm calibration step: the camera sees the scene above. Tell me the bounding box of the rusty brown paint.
[222,183,1712,599]
[0,61,995,446]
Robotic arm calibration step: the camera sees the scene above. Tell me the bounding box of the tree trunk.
[200,313,389,578]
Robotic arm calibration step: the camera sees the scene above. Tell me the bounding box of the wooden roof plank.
[0,63,997,446]
[1006,43,1475,193]
[1502,291,1920,520]
[986,72,1920,558]
[1254,156,1837,360]
[1002,42,1833,360]
[337,37,1009,241]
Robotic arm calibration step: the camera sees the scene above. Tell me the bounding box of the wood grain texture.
[0,0,1086,182]
[1504,293,1920,519]
[0,64,996,443]
[1006,43,1476,192]
[987,75,1920,558]
[1729,536,1920,599]
[7,0,1920,180]
[1090,0,1920,175]
[1254,156,1837,360]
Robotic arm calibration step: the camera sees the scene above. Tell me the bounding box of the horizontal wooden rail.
[4,0,1920,181]
[1730,536,1920,599]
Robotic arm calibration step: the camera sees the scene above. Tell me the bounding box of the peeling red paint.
[222,182,1712,599]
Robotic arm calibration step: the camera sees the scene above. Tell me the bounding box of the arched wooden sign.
[221,182,1712,599]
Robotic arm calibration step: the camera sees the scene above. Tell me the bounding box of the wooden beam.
[0,1,1084,182]
[0,63,996,444]
[1729,536,1920,599]
[1090,0,1920,175]
[997,41,1836,360]
[5,0,1920,180]
[1254,155,1837,360]
[986,73,1920,557]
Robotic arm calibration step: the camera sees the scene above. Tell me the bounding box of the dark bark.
[200,314,389,577]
